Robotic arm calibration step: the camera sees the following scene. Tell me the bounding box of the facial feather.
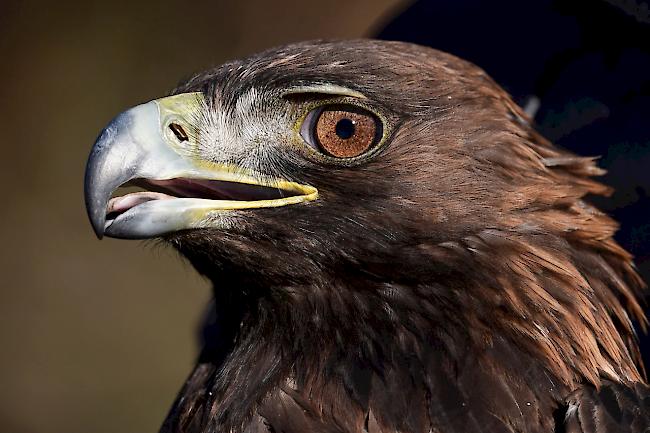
[143,39,647,432]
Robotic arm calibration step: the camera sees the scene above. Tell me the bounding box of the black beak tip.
[86,202,107,240]
[84,174,107,240]
[92,223,105,240]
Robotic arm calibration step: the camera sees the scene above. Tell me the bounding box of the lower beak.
[84,93,317,240]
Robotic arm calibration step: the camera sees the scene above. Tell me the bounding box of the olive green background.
[0,1,407,432]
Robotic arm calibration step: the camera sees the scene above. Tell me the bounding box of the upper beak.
[84,92,317,240]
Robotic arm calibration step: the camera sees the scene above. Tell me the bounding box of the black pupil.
[335,118,355,139]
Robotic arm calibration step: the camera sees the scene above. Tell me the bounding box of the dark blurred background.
[1,1,648,432]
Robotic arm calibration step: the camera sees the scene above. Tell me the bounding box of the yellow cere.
[153,93,318,216]
[155,92,205,121]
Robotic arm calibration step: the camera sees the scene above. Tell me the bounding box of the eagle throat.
[164,224,643,433]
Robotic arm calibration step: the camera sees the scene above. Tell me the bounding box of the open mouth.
[105,177,316,227]
[84,93,319,239]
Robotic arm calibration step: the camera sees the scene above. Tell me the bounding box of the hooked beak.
[84,92,318,239]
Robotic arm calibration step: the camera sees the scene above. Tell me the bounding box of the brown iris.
[313,108,378,158]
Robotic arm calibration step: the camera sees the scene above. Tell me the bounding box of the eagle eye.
[300,105,382,159]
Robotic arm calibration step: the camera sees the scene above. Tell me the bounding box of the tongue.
[107,191,174,215]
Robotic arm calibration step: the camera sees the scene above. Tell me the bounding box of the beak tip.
[87,207,107,240]
[85,184,107,240]
[84,152,110,240]
[92,225,105,240]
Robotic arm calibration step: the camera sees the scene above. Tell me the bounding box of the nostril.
[169,123,189,142]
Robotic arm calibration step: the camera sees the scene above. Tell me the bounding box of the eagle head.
[84,40,647,433]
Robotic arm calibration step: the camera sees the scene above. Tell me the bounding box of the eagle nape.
[84,40,650,433]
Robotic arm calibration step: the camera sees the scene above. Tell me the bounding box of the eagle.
[84,40,650,433]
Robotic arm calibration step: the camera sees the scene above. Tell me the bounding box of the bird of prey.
[84,40,650,433]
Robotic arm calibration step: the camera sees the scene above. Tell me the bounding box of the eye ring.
[300,104,383,159]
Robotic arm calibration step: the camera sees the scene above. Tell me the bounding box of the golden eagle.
[84,40,650,433]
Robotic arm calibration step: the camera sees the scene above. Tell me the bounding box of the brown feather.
[156,40,648,433]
